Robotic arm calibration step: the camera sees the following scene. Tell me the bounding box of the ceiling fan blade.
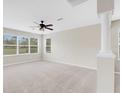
[29,26,39,28]
[39,28,44,31]
[46,27,53,30]
[46,24,53,27]
[33,21,39,25]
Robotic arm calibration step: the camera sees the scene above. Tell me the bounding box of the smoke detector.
[67,0,88,6]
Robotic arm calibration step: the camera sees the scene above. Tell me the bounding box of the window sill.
[3,53,40,57]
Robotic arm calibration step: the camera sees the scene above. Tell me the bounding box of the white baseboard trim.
[4,59,97,70]
[43,59,97,70]
[4,59,43,67]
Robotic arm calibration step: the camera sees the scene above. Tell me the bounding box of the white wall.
[3,28,43,65]
[111,20,120,59]
[43,20,120,69]
[111,20,120,72]
[43,24,101,69]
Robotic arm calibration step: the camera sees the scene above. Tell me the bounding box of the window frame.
[30,38,38,53]
[18,36,29,54]
[46,38,51,53]
[3,34,17,55]
[118,31,120,61]
[3,34,39,56]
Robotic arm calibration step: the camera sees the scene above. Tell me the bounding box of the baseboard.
[4,59,97,70]
[43,59,97,70]
[3,59,43,67]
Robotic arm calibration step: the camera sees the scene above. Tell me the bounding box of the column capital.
[98,10,113,17]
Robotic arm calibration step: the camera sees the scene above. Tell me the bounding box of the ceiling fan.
[30,20,53,31]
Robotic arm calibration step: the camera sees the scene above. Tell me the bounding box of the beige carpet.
[4,61,97,93]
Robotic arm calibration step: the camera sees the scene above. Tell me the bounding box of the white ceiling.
[3,0,120,34]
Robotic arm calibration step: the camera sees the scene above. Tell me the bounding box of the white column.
[97,11,115,93]
[100,11,112,54]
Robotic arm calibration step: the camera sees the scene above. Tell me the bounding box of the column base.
[97,51,116,58]
[97,52,115,93]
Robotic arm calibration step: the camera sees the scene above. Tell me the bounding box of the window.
[30,38,38,53]
[18,37,29,54]
[118,31,120,60]
[46,38,51,53]
[3,34,39,55]
[3,34,17,55]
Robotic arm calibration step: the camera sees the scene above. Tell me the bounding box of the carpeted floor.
[4,61,97,93]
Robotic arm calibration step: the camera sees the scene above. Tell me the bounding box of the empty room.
[3,0,120,93]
